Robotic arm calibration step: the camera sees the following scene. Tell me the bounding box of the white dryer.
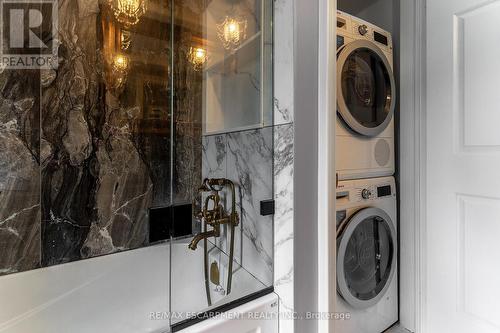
[335,177,398,333]
[336,11,396,180]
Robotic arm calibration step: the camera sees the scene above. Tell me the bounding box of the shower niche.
[202,0,273,134]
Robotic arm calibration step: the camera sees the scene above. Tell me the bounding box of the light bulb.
[113,54,129,71]
[188,47,208,71]
[228,22,237,33]
[195,48,206,59]
[217,16,247,50]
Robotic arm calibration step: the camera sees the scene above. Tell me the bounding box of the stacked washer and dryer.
[335,11,398,333]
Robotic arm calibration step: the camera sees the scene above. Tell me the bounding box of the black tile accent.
[149,206,171,243]
[260,199,275,216]
[149,204,193,243]
[171,203,193,238]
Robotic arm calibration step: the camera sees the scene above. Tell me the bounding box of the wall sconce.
[217,16,247,50]
[187,47,208,71]
[108,53,130,90]
[108,0,147,26]
[113,54,129,72]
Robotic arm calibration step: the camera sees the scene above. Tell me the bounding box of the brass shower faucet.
[189,178,239,302]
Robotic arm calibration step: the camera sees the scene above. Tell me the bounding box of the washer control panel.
[336,177,396,205]
[336,10,393,53]
[358,24,368,36]
[355,185,376,201]
[361,188,372,199]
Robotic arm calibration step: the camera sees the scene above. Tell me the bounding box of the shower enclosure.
[0,0,274,331]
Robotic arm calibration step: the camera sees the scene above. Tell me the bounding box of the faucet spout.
[188,229,218,250]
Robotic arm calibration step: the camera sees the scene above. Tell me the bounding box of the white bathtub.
[0,242,271,333]
[177,293,278,333]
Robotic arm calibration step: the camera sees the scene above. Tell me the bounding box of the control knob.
[361,188,371,199]
[358,24,368,36]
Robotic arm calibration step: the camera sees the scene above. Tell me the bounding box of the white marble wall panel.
[199,0,296,329]
[201,127,274,288]
[273,123,294,332]
[226,128,274,286]
[274,0,295,125]
[273,0,295,331]
[202,134,227,179]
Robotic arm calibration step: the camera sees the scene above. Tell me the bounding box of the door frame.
[316,0,428,332]
[317,0,337,332]
[398,0,426,332]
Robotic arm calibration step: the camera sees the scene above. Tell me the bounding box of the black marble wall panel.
[0,0,183,275]
[0,69,41,275]
[40,0,172,266]
[172,2,203,205]
[0,0,219,276]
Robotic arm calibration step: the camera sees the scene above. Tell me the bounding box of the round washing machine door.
[337,40,396,137]
[337,207,397,309]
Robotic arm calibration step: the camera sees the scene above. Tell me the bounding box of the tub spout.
[188,229,218,250]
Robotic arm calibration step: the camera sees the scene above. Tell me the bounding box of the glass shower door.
[169,0,274,326]
[0,0,174,332]
[0,0,272,330]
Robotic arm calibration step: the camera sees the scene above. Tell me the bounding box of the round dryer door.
[337,207,397,309]
[337,40,396,137]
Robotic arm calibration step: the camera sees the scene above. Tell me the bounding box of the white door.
[426,0,500,332]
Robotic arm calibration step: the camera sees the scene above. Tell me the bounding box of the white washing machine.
[336,11,396,181]
[335,177,398,333]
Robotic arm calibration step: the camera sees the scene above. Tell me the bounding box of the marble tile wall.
[0,0,178,273]
[202,127,274,287]
[40,0,173,266]
[200,121,294,332]
[0,70,41,275]
[199,0,296,322]
[273,0,295,331]
[273,123,294,332]
[274,0,295,126]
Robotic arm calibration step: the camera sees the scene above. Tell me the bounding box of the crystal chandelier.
[120,30,132,50]
[216,16,247,50]
[187,47,208,71]
[108,0,147,26]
